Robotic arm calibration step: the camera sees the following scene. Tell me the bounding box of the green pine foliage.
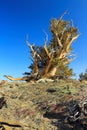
[26,14,79,79]
[79,69,87,81]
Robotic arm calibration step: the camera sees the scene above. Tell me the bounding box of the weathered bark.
[31,60,39,76]
[4,75,23,81]
[42,58,53,78]
[26,40,41,76]
[46,66,58,78]
[4,75,30,81]
[0,118,23,129]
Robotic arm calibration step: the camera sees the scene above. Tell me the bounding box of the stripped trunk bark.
[42,58,52,78]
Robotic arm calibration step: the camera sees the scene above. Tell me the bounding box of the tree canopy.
[26,14,79,80]
[5,13,79,82]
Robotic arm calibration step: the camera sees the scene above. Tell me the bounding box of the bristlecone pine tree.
[4,14,79,82]
[79,69,87,81]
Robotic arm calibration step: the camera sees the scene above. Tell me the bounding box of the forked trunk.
[42,64,58,78]
[42,58,52,78]
[47,66,58,78]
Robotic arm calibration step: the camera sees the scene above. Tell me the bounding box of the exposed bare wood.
[0,118,23,128]
[4,75,23,81]
[57,36,63,47]
[44,44,51,59]
[31,60,38,75]
[26,41,36,58]
[42,58,53,78]
[58,49,65,59]
[4,75,30,81]
[59,10,68,20]
[64,57,75,64]
[5,15,79,82]
[66,34,79,52]
[26,41,41,60]
[43,31,51,59]
[26,39,42,76]
[47,66,58,77]
[71,19,74,27]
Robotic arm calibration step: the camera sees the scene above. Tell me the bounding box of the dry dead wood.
[0,118,23,129]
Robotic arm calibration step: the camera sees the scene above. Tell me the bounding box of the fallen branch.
[0,118,23,129]
[4,75,23,81]
[4,75,38,82]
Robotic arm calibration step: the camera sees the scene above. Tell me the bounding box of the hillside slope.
[0,79,87,130]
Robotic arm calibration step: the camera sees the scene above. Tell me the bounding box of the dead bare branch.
[0,118,23,128]
[59,10,68,20]
[66,34,79,52]
[57,36,63,47]
[43,31,51,59]
[26,40,41,60]
[4,75,23,81]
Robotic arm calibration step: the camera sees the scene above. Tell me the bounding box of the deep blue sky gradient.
[0,0,87,80]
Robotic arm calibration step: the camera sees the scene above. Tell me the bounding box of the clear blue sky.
[0,0,87,80]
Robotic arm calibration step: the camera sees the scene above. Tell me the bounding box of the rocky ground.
[0,79,87,130]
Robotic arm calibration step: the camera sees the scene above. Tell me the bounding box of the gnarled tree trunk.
[4,13,79,82]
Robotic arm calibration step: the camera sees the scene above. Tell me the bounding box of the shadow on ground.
[42,102,87,130]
